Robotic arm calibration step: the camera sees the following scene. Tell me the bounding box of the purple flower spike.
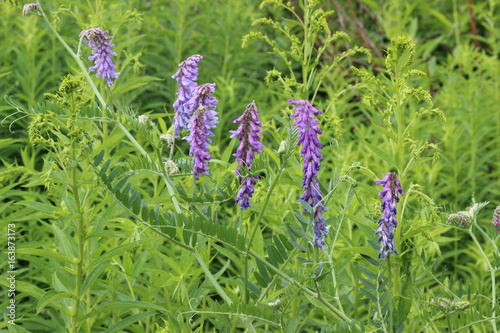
[172,55,203,137]
[234,177,257,210]
[80,28,120,87]
[289,99,328,248]
[374,172,404,260]
[186,83,218,113]
[492,206,500,233]
[183,84,218,180]
[229,102,264,209]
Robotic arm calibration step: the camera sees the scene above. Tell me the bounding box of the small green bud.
[278,140,287,155]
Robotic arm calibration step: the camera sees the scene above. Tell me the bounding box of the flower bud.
[160,134,174,147]
[23,3,40,17]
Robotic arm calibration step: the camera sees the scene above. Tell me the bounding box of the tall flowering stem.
[80,28,120,87]
[172,54,203,137]
[183,84,218,180]
[374,172,404,260]
[229,102,263,209]
[289,99,327,248]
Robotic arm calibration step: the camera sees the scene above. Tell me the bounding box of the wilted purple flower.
[183,85,218,180]
[22,3,40,16]
[80,28,120,87]
[289,99,328,248]
[492,206,500,232]
[374,172,404,260]
[229,102,264,209]
[172,55,203,137]
[447,213,469,228]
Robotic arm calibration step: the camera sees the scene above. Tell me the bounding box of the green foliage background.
[0,0,499,332]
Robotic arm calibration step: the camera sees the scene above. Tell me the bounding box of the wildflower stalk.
[35,3,159,173]
[249,249,360,330]
[243,167,285,303]
[37,5,107,110]
[387,257,394,333]
[326,184,355,312]
[447,202,498,332]
[70,145,85,333]
[153,136,183,214]
[468,227,497,332]
[66,95,88,332]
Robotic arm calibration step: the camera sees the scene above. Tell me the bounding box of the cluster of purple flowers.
[229,102,263,209]
[172,56,218,180]
[289,99,328,248]
[374,172,404,260]
[80,28,120,87]
[172,55,203,137]
[170,56,413,253]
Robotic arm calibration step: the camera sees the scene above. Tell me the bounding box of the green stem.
[38,6,107,111]
[328,186,353,312]
[249,249,360,330]
[393,66,404,296]
[468,229,497,332]
[38,4,111,154]
[387,257,394,333]
[154,142,182,214]
[243,167,285,303]
[70,143,85,333]
[446,313,453,332]
[194,249,233,305]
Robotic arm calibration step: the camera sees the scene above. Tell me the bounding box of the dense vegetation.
[0,0,499,332]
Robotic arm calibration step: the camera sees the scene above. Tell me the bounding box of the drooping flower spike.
[230,102,264,209]
[172,54,203,137]
[183,83,218,180]
[374,172,404,260]
[289,99,328,248]
[80,28,120,87]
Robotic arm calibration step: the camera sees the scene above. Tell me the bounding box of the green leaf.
[84,301,166,319]
[427,8,452,29]
[36,291,73,314]
[221,137,237,164]
[99,159,111,177]
[107,168,119,183]
[93,150,105,167]
[357,276,376,291]
[88,241,145,271]
[278,233,293,251]
[15,248,74,264]
[194,249,233,305]
[17,201,57,216]
[357,265,377,280]
[80,261,109,297]
[101,311,157,333]
[256,258,271,284]
[340,246,378,259]
[360,288,378,303]
[365,142,397,169]
[52,224,77,259]
[272,235,288,262]
[112,76,162,98]
[112,176,129,192]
